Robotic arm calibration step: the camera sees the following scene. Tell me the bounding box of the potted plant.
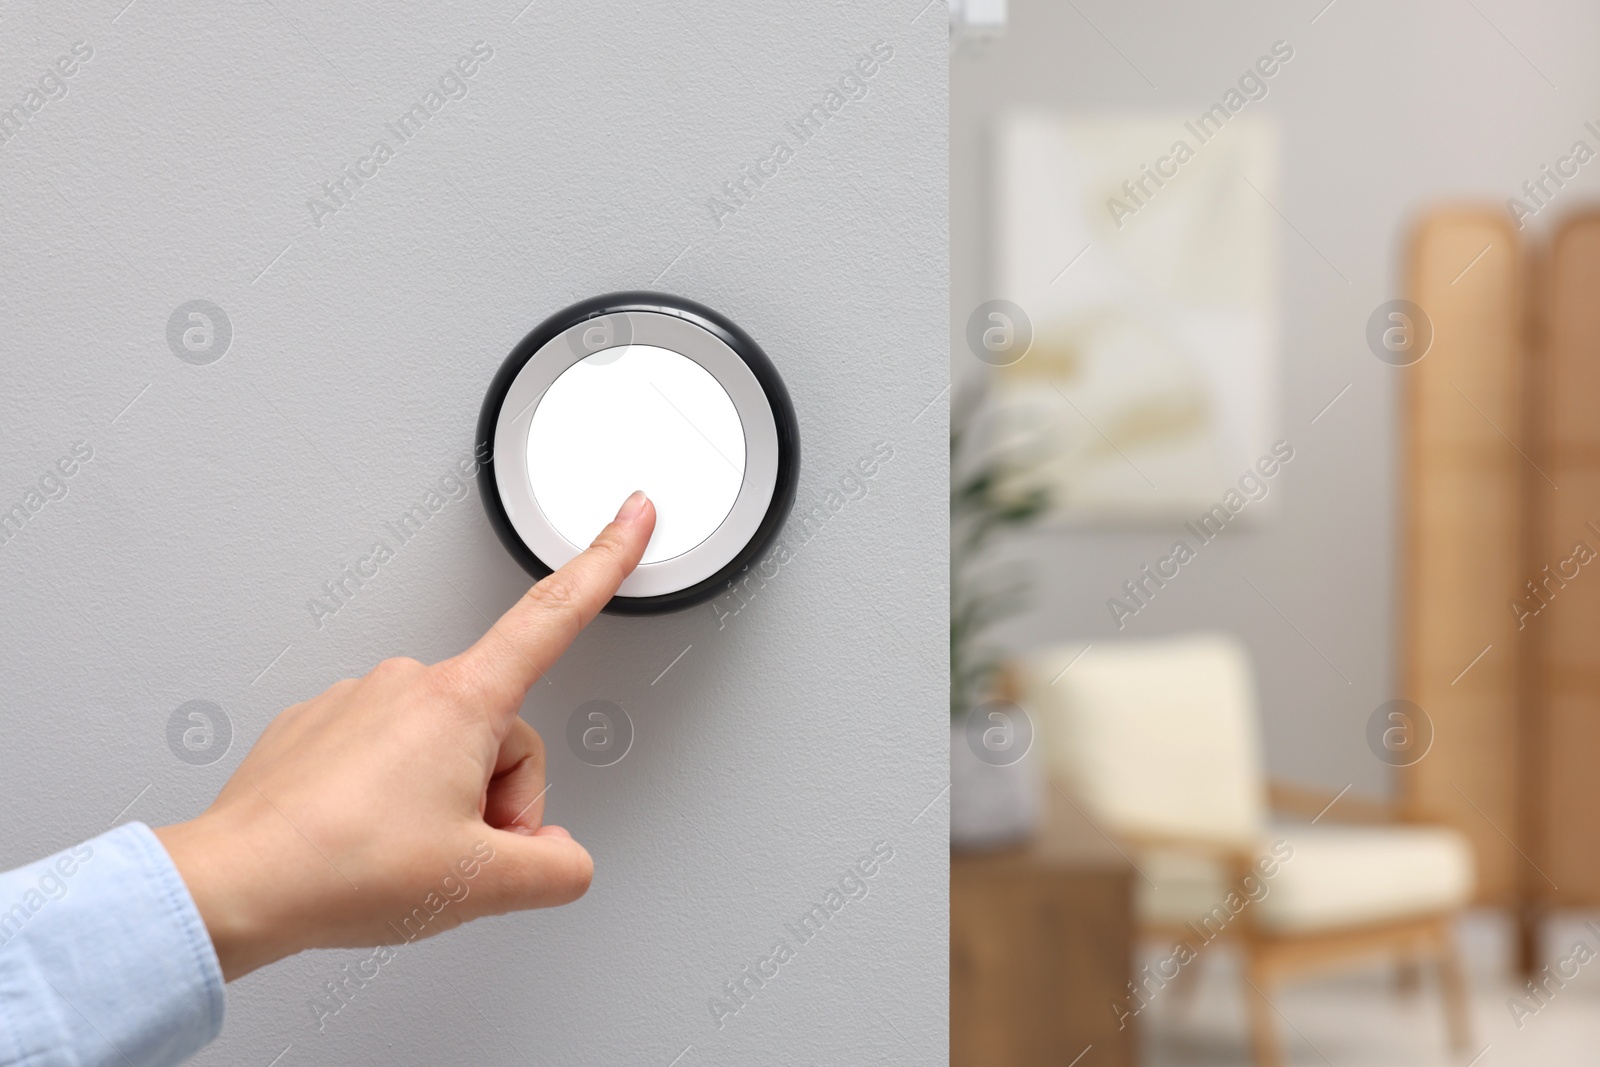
[950,383,1051,849]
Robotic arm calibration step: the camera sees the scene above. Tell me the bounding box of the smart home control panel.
[477,292,799,615]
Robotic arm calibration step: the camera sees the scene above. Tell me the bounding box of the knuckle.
[524,733,547,771]
[568,857,594,900]
[427,656,477,698]
[370,656,424,681]
[528,572,579,609]
[549,846,594,903]
[509,717,546,760]
[588,527,626,557]
[525,574,583,633]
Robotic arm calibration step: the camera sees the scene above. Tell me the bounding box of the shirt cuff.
[0,822,226,1066]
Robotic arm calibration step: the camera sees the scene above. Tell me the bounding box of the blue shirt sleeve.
[0,822,225,1066]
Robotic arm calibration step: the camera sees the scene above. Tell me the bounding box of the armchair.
[1006,632,1474,1067]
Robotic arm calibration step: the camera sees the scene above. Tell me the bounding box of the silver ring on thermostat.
[477,292,800,615]
[493,311,781,599]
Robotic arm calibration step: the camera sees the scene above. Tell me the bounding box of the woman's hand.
[155,491,656,981]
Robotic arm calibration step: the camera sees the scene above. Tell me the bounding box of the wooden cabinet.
[951,787,1135,1067]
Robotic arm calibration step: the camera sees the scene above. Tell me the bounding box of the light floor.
[1140,911,1600,1066]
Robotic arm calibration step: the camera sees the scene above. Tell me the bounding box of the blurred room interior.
[949,0,1600,1064]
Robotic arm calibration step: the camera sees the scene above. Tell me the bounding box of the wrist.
[155,812,299,982]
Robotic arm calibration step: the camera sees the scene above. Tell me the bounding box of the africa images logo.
[0,39,94,150]
[707,842,894,1031]
[305,42,494,228]
[705,40,895,230]
[1103,40,1293,230]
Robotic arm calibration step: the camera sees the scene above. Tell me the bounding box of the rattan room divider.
[1401,208,1600,975]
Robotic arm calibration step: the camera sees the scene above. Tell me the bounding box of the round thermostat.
[477,292,800,615]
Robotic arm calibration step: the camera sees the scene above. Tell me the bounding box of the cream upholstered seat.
[1139,822,1474,934]
[1013,631,1475,1066]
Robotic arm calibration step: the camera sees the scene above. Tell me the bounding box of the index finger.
[448,491,655,708]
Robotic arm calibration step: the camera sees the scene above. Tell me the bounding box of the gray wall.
[0,1,947,1064]
[956,0,1600,797]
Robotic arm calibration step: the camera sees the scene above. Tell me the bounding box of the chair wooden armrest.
[1267,779,1398,824]
[1113,828,1279,942]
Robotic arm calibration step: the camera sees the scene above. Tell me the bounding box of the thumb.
[466,826,595,917]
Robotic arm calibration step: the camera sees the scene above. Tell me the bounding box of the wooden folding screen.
[1399,211,1528,938]
[1531,216,1600,930]
[1403,209,1600,974]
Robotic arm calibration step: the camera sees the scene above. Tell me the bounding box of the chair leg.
[1515,899,1543,980]
[1395,954,1422,997]
[1169,951,1202,1009]
[1435,918,1472,1053]
[1242,955,1285,1067]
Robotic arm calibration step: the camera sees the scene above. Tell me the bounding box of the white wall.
[957,0,1600,796]
[0,1,948,1063]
